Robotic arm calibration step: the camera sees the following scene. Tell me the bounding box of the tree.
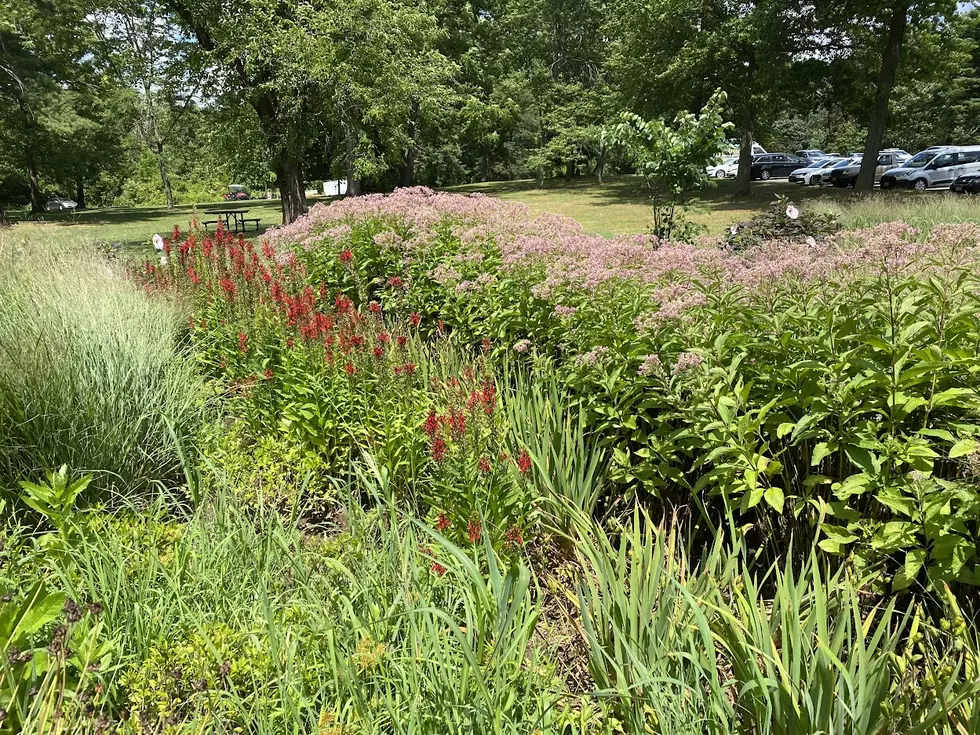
[828,0,958,190]
[1,0,127,212]
[608,0,831,197]
[165,0,452,223]
[93,0,206,208]
[608,90,731,239]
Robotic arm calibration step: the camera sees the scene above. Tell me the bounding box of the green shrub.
[200,419,332,510]
[250,191,980,590]
[0,235,204,496]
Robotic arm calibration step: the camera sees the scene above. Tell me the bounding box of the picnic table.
[202,209,260,233]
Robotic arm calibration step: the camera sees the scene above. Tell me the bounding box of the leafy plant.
[726,194,841,251]
[606,89,732,240]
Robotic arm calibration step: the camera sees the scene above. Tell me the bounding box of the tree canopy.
[2,0,978,219]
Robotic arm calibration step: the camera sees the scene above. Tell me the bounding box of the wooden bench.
[202,220,219,231]
[241,218,261,231]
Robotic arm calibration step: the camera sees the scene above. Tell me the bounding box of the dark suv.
[750,153,808,180]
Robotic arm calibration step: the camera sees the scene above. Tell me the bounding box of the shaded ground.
[6,178,975,246]
[4,198,325,250]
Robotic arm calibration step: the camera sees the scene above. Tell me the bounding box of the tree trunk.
[400,100,419,188]
[596,147,606,185]
[75,181,87,210]
[856,1,909,192]
[345,136,363,196]
[155,141,175,209]
[275,153,307,224]
[564,160,575,180]
[734,105,755,197]
[26,145,45,213]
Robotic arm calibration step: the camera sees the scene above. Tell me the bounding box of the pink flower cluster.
[269,188,980,304]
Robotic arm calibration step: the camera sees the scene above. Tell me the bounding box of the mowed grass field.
[451,175,980,236]
[6,177,980,247]
[4,198,299,253]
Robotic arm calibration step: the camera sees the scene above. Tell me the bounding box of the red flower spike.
[467,519,482,544]
[409,313,421,328]
[431,437,447,461]
[435,513,451,532]
[424,410,439,437]
[430,562,447,577]
[238,332,249,353]
[517,450,532,474]
[344,362,356,376]
[339,249,353,264]
[478,456,491,473]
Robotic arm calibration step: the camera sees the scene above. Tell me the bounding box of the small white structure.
[323,179,348,197]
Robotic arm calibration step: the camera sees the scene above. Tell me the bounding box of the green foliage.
[200,420,331,510]
[607,90,732,239]
[0,236,204,496]
[726,194,841,251]
[120,623,274,732]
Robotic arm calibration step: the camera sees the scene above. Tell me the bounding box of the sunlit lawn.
[450,176,843,236]
[4,198,297,252]
[7,178,978,247]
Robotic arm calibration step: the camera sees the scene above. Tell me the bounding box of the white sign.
[323,179,349,197]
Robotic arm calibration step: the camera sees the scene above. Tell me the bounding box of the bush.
[0,234,203,496]
[725,194,841,251]
[248,189,980,590]
[131,223,537,550]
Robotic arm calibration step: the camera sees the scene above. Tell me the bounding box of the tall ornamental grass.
[0,233,203,495]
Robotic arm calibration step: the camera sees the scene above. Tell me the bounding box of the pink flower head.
[786,204,800,220]
[673,351,703,375]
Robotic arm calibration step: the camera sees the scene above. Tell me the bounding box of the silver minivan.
[883,146,980,191]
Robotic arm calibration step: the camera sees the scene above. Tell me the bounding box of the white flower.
[785,205,800,220]
[160,255,169,266]
[729,225,739,235]
[805,236,817,247]
[153,234,165,250]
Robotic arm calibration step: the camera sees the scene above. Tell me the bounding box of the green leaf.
[776,422,795,439]
[764,486,785,514]
[811,442,833,466]
[893,548,925,591]
[949,438,977,459]
[844,445,877,474]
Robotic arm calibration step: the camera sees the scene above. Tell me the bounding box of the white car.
[788,158,844,185]
[45,197,77,212]
[880,146,980,191]
[706,156,739,178]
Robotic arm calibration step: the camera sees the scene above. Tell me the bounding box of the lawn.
[5,178,980,251]
[451,175,980,236]
[3,198,298,251]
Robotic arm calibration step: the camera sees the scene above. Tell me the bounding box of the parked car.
[706,156,739,178]
[879,147,953,190]
[827,151,907,188]
[951,172,980,194]
[788,158,844,185]
[949,173,980,194]
[45,197,77,212]
[749,153,808,180]
[881,146,980,191]
[795,149,828,162]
